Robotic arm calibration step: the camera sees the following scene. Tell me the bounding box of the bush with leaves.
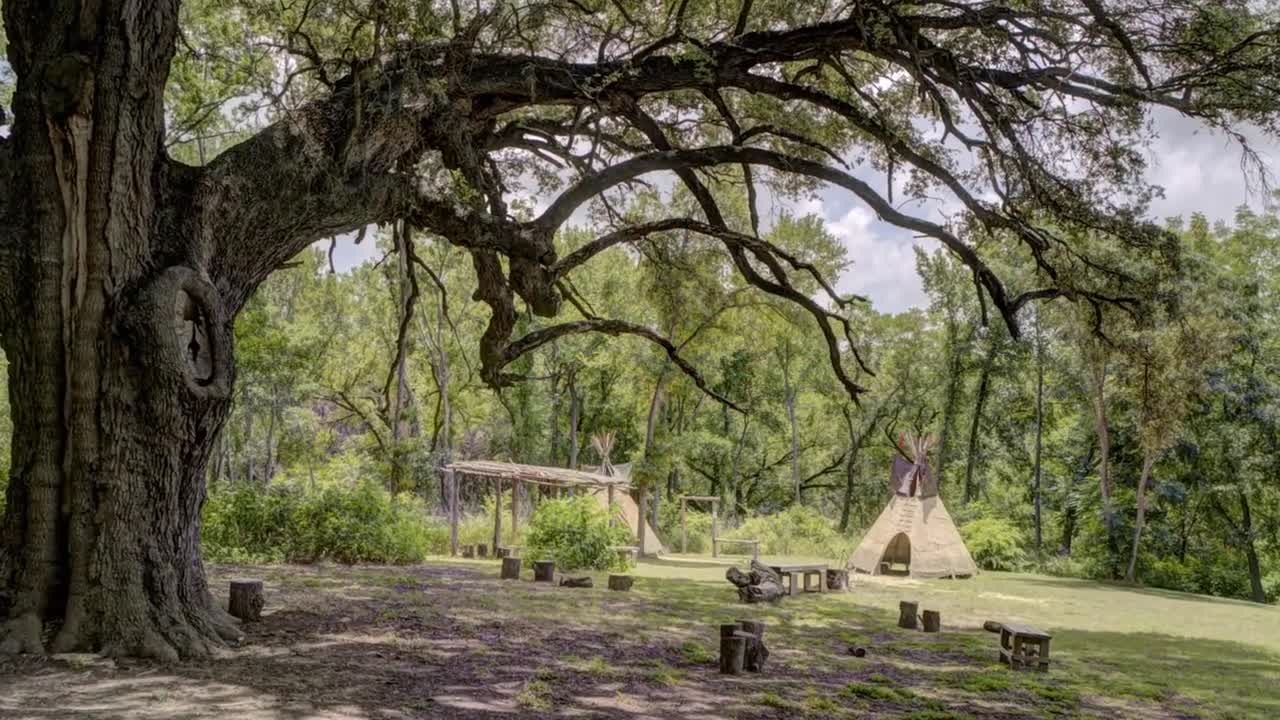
[961,517,1027,571]
[725,505,844,558]
[525,495,632,571]
[203,467,448,564]
[657,501,713,554]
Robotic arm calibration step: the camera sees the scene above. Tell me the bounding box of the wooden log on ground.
[718,624,747,675]
[501,557,522,580]
[477,544,488,558]
[898,601,919,630]
[826,568,849,591]
[560,576,593,588]
[229,580,264,622]
[533,560,555,583]
[922,610,941,633]
[608,574,634,591]
[461,544,475,559]
[736,620,769,672]
[725,561,786,604]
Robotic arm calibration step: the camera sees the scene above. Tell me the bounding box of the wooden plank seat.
[609,545,640,562]
[768,563,828,596]
[996,622,1052,672]
[713,538,761,561]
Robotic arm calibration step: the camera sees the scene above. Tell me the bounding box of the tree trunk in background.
[1125,452,1156,582]
[778,341,801,504]
[567,374,581,469]
[548,351,562,466]
[1032,313,1045,553]
[963,338,997,503]
[936,320,966,488]
[0,0,242,657]
[1060,442,1095,555]
[1239,491,1266,603]
[839,408,857,532]
[1088,359,1115,537]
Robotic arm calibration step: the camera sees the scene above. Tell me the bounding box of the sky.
[330,110,1278,315]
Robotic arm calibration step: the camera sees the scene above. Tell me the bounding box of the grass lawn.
[1,556,1276,719]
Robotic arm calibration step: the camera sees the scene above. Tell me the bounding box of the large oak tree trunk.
[0,0,240,658]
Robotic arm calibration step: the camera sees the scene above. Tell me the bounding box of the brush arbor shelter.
[443,461,632,555]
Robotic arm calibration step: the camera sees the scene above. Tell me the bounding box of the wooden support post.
[447,469,459,556]
[719,624,747,675]
[922,610,941,633]
[607,484,616,527]
[501,557,521,580]
[512,480,520,542]
[493,478,503,555]
[898,601,919,630]
[680,498,687,554]
[711,501,719,558]
[636,485,647,556]
[229,580,264,622]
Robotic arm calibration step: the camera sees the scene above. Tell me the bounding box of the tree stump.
[229,580,264,622]
[898,601,919,630]
[608,574,634,591]
[501,557,522,580]
[461,544,475,559]
[477,544,488,558]
[533,560,555,582]
[825,568,849,591]
[922,610,941,633]
[560,576,593,588]
[718,624,747,675]
[736,620,769,672]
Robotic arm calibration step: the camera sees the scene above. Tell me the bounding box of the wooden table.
[769,563,827,596]
[997,622,1052,672]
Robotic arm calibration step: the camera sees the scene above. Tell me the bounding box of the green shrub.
[658,502,713,553]
[1038,553,1089,579]
[202,475,447,564]
[725,505,843,558]
[960,518,1026,571]
[525,495,632,571]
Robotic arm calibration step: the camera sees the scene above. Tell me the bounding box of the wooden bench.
[995,622,1052,672]
[713,538,761,561]
[609,545,640,563]
[769,563,827,596]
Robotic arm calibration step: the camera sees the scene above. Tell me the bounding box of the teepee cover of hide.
[850,433,976,579]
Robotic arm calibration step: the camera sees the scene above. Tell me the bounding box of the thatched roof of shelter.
[445,460,631,490]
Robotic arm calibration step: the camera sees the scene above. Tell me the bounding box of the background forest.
[5,191,1265,603]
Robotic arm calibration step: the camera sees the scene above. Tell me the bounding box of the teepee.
[849,433,977,579]
[587,433,665,556]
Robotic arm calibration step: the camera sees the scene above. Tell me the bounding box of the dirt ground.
[0,561,1232,719]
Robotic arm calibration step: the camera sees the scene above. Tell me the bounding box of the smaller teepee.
[849,432,977,579]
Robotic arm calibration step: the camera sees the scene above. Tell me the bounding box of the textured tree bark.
[1032,311,1045,553]
[0,0,240,659]
[1238,491,1266,604]
[1089,359,1115,537]
[963,337,997,503]
[1125,452,1156,582]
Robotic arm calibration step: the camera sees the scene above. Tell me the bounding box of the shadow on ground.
[1,562,1275,719]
